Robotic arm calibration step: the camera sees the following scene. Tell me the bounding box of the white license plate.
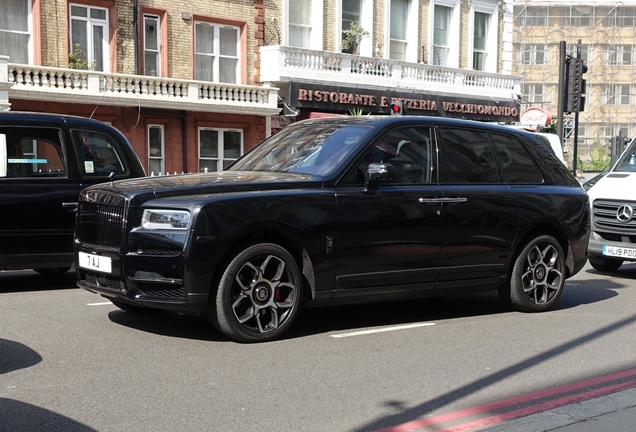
[78,252,112,273]
[602,246,636,258]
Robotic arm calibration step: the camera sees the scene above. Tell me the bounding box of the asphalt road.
[1,262,636,432]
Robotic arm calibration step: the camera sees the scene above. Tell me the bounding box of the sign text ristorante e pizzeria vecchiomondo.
[293,86,519,120]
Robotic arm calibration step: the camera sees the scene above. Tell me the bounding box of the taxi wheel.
[507,235,565,312]
[211,243,302,343]
[589,256,623,272]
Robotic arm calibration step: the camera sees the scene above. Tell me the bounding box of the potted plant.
[342,23,369,55]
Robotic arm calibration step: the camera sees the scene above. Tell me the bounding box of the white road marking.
[87,302,113,306]
[330,322,436,338]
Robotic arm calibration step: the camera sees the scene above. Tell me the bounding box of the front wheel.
[210,243,303,343]
[504,235,566,312]
[589,256,623,272]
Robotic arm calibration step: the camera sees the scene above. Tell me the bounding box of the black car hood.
[82,171,320,202]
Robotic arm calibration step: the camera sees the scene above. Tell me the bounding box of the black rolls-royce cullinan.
[75,116,590,342]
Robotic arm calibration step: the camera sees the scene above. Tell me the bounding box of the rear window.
[0,127,67,179]
[439,128,499,183]
[491,133,543,183]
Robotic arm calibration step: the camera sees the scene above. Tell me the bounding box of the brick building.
[0,0,278,175]
[1,0,523,173]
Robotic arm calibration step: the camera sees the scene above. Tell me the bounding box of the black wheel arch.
[511,222,573,279]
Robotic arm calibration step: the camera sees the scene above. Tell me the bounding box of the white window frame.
[520,44,548,65]
[194,21,241,84]
[605,45,633,66]
[521,83,546,104]
[336,0,372,56]
[69,3,110,72]
[0,0,33,64]
[469,0,498,72]
[198,128,244,172]
[603,84,632,105]
[384,0,419,62]
[283,0,323,50]
[148,125,164,176]
[143,13,161,76]
[429,0,460,68]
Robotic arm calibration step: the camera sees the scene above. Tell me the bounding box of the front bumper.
[588,230,636,262]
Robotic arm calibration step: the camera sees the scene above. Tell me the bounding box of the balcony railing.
[260,46,521,99]
[0,57,280,116]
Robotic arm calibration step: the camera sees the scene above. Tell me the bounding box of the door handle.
[418,197,468,205]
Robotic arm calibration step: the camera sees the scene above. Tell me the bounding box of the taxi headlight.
[141,209,190,230]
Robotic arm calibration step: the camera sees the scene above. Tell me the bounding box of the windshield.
[613,138,636,172]
[228,124,372,175]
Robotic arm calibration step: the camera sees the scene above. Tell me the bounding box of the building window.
[521,83,546,104]
[389,0,408,60]
[603,84,631,105]
[148,125,164,176]
[341,0,362,54]
[569,6,592,27]
[473,12,488,71]
[194,21,240,83]
[69,3,109,72]
[518,6,547,27]
[0,0,30,64]
[289,0,311,48]
[199,128,243,172]
[144,14,160,76]
[567,43,591,63]
[521,45,548,65]
[432,5,450,66]
[605,45,633,66]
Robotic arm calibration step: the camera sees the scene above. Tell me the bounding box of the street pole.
[572,40,581,175]
[557,41,566,156]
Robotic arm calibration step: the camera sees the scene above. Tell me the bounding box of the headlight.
[141,209,190,230]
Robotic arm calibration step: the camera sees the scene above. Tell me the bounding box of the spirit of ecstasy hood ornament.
[108,171,115,188]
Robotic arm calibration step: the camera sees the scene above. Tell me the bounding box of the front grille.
[76,201,126,248]
[593,200,636,232]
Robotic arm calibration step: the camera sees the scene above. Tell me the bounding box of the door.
[0,126,80,269]
[333,126,443,298]
[435,127,518,291]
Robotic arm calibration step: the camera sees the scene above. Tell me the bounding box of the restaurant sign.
[289,82,520,122]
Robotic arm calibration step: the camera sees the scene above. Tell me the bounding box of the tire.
[34,267,71,275]
[505,235,566,312]
[210,243,303,343]
[589,256,623,272]
[110,298,158,314]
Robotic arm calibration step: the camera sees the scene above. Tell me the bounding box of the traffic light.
[390,100,404,115]
[565,57,588,113]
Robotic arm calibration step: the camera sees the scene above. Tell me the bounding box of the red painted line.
[434,378,636,432]
[373,367,636,432]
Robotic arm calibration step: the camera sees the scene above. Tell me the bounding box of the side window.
[491,134,543,183]
[439,128,498,183]
[71,130,126,176]
[0,128,66,179]
[345,127,432,185]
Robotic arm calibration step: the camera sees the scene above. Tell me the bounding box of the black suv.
[75,117,590,342]
[0,112,145,274]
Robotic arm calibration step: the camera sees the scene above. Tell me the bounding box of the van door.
[0,126,79,270]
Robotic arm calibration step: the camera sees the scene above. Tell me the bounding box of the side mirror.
[366,163,396,183]
[364,163,396,192]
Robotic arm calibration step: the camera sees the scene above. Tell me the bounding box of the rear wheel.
[503,235,566,312]
[589,256,623,272]
[210,243,302,343]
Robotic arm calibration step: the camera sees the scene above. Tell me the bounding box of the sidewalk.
[482,387,636,432]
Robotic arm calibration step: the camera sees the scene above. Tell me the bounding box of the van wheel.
[589,257,623,272]
[210,243,302,343]
[505,235,565,312]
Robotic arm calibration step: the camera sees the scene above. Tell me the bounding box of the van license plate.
[78,252,112,273]
[602,246,636,258]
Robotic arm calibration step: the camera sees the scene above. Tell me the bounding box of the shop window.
[199,128,243,172]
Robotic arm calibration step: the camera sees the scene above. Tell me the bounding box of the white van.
[586,138,636,271]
